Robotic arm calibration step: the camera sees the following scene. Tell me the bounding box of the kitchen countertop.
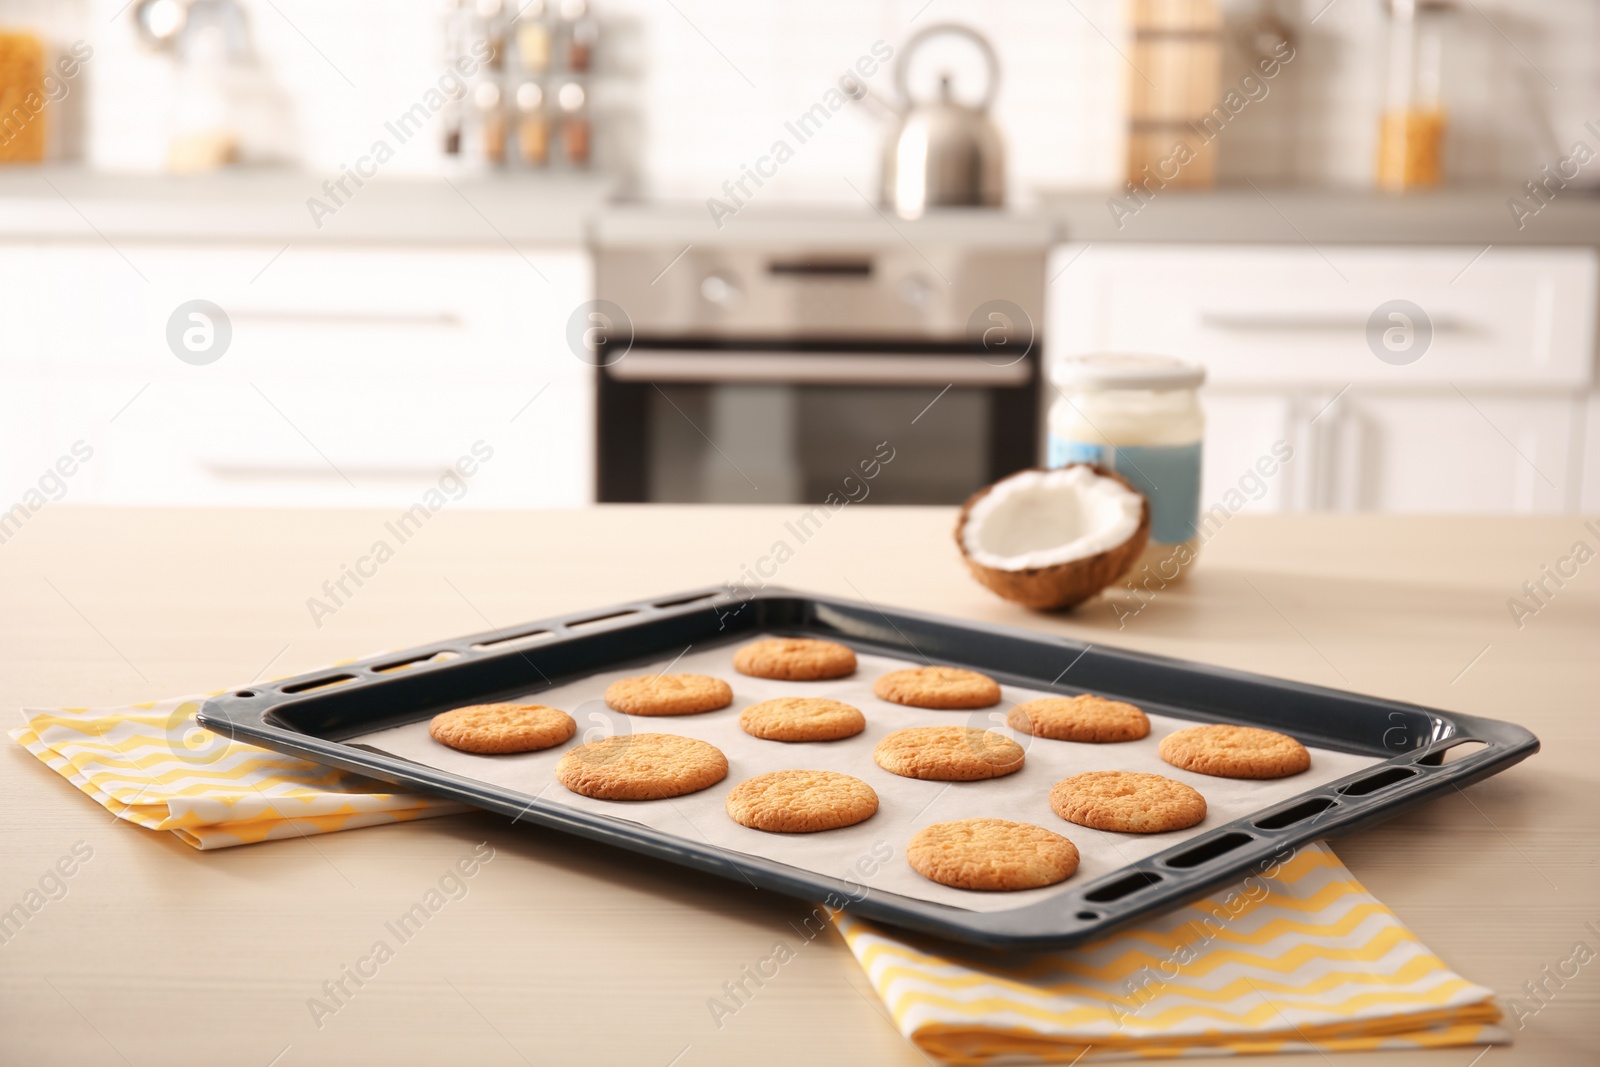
[0,166,618,247]
[6,166,1600,248]
[1034,186,1600,246]
[2,506,1596,1066]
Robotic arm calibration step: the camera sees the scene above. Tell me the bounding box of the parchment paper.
[352,637,1382,912]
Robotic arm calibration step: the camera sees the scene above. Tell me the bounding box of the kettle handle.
[894,23,1001,110]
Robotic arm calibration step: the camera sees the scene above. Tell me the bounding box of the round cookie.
[1008,694,1150,743]
[428,703,576,755]
[604,673,733,716]
[908,818,1079,891]
[733,638,857,681]
[739,697,866,742]
[873,726,1025,781]
[1159,724,1311,779]
[555,733,728,800]
[873,666,1001,710]
[1049,771,1207,833]
[725,770,878,832]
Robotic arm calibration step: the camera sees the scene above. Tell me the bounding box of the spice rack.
[441,0,597,170]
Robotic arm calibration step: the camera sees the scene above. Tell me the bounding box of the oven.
[593,238,1045,505]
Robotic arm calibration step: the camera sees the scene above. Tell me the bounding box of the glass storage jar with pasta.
[1047,354,1205,581]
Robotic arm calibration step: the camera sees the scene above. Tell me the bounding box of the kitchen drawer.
[3,240,597,508]
[1578,393,1600,513]
[1050,244,1597,387]
[7,243,592,384]
[58,375,592,509]
[0,376,54,507]
[0,241,47,373]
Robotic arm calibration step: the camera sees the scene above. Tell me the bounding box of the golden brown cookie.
[907,818,1079,891]
[739,697,866,742]
[724,770,879,832]
[554,733,728,800]
[873,666,1002,709]
[1049,771,1207,833]
[1159,724,1311,779]
[604,673,733,716]
[733,638,857,681]
[873,726,1025,781]
[428,703,576,755]
[1008,694,1150,743]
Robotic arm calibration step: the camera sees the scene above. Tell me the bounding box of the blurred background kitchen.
[1,0,1597,526]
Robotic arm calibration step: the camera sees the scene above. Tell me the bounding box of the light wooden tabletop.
[2,506,1595,1066]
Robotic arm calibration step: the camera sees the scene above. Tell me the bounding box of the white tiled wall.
[1216,0,1600,187]
[75,0,443,173]
[607,0,1127,200]
[8,0,1598,191]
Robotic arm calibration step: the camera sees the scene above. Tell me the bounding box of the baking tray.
[197,587,1539,950]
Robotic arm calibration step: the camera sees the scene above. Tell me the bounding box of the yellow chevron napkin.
[11,696,468,849]
[835,843,1506,1063]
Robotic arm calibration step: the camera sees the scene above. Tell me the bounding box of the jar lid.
[1052,353,1205,391]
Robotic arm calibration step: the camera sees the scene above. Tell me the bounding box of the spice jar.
[1048,354,1206,579]
[1377,0,1456,190]
[561,0,596,71]
[477,0,506,70]
[442,105,463,156]
[474,81,507,164]
[558,81,589,165]
[516,0,551,72]
[516,81,549,165]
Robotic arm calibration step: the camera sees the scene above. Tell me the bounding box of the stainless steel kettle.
[878,24,1006,219]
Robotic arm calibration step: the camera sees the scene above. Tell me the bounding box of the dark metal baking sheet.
[198,587,1539,950]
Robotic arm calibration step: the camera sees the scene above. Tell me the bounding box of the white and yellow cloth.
[835,843,1506,1062]
[11,696,466,849]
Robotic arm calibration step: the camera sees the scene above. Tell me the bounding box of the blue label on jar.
[1048,437,1202,546]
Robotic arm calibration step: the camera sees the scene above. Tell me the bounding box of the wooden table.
[2,506,1595,1066]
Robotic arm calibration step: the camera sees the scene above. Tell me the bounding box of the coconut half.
[955,465,1150,611]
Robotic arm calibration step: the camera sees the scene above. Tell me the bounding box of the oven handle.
[604,351,1032,386]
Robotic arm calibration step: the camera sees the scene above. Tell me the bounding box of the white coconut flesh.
[962,467,1143,571]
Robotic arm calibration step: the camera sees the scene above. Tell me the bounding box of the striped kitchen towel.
[12,696,467,849]
[835,842,1506,1063]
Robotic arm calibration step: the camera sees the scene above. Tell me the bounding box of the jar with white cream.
[1047,354,1206,580]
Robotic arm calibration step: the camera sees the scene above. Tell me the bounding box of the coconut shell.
[954,465,1151,612]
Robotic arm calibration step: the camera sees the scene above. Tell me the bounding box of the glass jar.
[516,0,551,72]
[515,81,549,164]
[1048,354,1206,580]
[474,81,507,165]
[1376,0,1456,191]
[557,81,589,165]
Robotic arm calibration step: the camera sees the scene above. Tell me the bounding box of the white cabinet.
[0,243,593,509]
[1193,391,1298,511]
[1298,392,1579,513]
[1047,244,1599,514]
[1586,394,1600,513]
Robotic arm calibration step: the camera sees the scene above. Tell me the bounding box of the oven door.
[596,345,1038,504]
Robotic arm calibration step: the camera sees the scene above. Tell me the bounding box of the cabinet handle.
[1331,410,1367,511]
[606,351,1032,386]
[1199,312,1467,333]
[227,311,465,328]
[202,463,454,482]
[1292,390,1366,512]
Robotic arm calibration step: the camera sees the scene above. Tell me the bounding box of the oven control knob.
[700,273,742,308]
[899,274,933,310]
